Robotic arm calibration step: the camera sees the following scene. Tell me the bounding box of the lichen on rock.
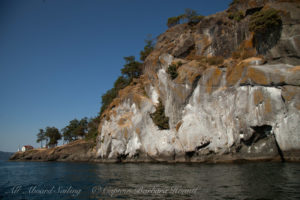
[11,0,300,163]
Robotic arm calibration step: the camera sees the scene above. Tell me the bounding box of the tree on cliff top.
[167,15,183,28]
[62,118,88,143]
[99,56,143,115]
[36,129,46,148]
[121,56,142,79]
[85,116,100,142]
[167,9,203,28]
[45,126,61,147]
[140,37,155,61]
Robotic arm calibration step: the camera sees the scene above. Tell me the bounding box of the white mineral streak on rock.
[150,86,159,105]
[96,53,300,161]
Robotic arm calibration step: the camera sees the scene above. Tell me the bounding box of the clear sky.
[0,0,231,152]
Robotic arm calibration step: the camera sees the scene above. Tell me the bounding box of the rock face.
[96,0,300,163]
[10,0,300,163]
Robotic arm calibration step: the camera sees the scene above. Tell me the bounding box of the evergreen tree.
[45,127,61,147]
[140,37,155,61]
[121,56,142,79]
[36,129,46,148]
[86,117,100,141]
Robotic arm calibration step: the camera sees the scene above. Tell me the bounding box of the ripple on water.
[0,161,299,199]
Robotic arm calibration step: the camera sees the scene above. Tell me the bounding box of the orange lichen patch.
[205,67,223,94]
[288,66,300,72]
[264,98,272,113]
[176,121,183,132]
[279,74,286,84]
[243,33,254,49]
[185,48,197,61]
[226,62,247,86]
[173,86,186,101]
[100,76,149,122]
[295,102,300,110]
[200,35,212,55]
[172,58,187,65]
[219,86,228,91]
[133,94,144,109]
[240,74,248,85]
[147,51,161,66]
[253,89,264,105]
[243,57,263,65]
[166,42,176,52]
[176,61,205,85]
[111,110,117,118]
[186,35,211,61]
[123,128,128,140]
[247,67,270,85]
[118,118,126,126]
[232,34,257,60]
[135,128,141,135]
[118,112,133,128]
[282,87,297,102]
[145,69,159,82]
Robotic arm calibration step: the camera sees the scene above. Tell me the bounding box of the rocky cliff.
[11,0,300,163]
[96,0,300,163]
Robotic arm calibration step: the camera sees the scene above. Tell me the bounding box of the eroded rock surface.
[11,0,300,163]
[96,0,300,163]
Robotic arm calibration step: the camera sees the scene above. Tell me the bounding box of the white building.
[21,145,34,152]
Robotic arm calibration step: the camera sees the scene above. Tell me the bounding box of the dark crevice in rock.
[253,18,282,55]
[267,55,300,66]
[196,141,210,150]
[146,153,158,162]
[172,150,176,161]
[117,153,129,162]
[235,144,242,153]
[185,151,195,158]
[273,134,285,162]
[287,55,300,60]
[245,7,263,16]
[177,45,195,58]
[239,83,299,88]
[184,75,201,105]
[242,125,272,146]
[133,153,139,159]
[106,140,112,159]
[281,94,286,103]
[270,55,300,62]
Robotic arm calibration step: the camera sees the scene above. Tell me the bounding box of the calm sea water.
[0,160,300,200]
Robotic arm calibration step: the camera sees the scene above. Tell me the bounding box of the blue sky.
[0,0,231,152]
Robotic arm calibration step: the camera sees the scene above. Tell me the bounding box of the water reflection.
[0,161,300,199]
[90,163,300,199]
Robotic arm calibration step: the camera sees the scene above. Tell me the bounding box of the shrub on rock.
[249,8,282,54]
[150,99,169,130]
